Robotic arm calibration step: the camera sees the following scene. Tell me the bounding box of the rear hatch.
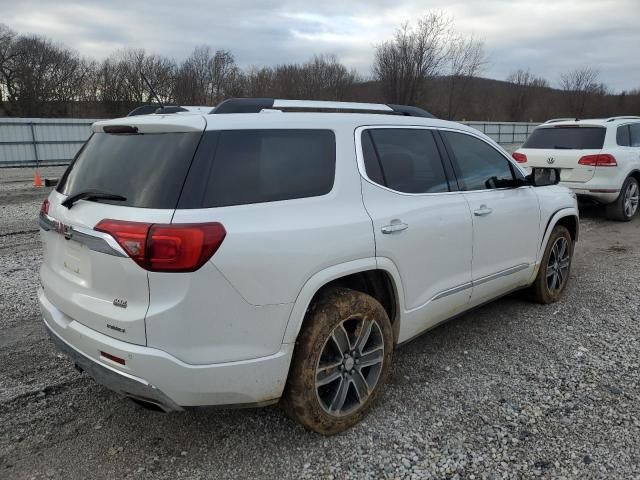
[516,125,606,182]
[40,115,205,345]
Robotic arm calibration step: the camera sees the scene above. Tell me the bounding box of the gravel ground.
[1,168,639,480]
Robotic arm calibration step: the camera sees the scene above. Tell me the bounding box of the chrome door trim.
[472,263,530,287]
[39,212,127,258]
[431,281,473,301]
[430,263,531,301]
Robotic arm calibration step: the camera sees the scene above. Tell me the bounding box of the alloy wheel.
[315,315,385,416]
[546,237,570,292]
[623,181,639,218]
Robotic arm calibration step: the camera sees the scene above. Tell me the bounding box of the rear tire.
[530,225,573,304]
[281,288,394,435]
[606,176,639,221]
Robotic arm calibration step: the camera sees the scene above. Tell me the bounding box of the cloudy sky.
[1,0,639,91]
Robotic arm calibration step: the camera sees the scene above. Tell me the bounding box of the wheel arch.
[282,258,404,345]
[628,169,640,185]
[533,207,579,279]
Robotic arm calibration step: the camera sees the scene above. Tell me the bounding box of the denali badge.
[106,323,126,333]
[113,298,128,309]
[547,157,555,165]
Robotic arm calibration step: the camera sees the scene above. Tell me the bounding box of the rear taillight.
[40,198,49,215]
[578,154,617,166]
[95,220,226,272]
[147,224,226,272]
[512,152,527,163]
[95,219,149,264]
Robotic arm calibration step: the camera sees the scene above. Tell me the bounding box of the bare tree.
[1,34,87,115]
[443,35,487,119]
[174,46,242,105]
[209,50,242,102]
[299,54,360,100]
[0,24,17,106]
[373,11,451,105]
[505,69,549,121]
[559,67,602,117]
[244,66,274,97]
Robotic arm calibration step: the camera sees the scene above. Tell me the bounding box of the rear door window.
[523,127,606,149]
[57,132,203,209]
[201,130,335,207]
[362,128,449,194]
[630,123,640,147]
[442,131,517,191]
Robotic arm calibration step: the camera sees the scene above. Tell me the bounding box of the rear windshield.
[200,129,335,207]
[58,132,202,209]
[523,127,605,150]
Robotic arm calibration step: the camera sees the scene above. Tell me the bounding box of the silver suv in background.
[512,117,640,221]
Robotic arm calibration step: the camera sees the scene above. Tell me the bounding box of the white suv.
[513,117,640,221]
[38,99,579,434]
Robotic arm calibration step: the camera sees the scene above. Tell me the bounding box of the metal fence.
[0,118,98,167]
[0,118,540,167]
[463,121,539,145]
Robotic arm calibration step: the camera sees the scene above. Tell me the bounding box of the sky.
[1,0,639,92]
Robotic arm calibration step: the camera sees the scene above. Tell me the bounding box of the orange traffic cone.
[33,169,43,187]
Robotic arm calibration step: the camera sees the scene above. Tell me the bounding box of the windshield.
[523,126,606,150]
[58,132,202,209]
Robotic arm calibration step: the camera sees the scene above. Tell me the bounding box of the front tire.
[281,288,394,435]
[606,176,639,222]
[530,225,573,304]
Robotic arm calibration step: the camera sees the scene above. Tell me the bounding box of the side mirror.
[44,178,59,187]
[526,167,561,187]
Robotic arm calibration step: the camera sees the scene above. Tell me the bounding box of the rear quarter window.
[616,125,631,146]
[630,123,640,147]
[57,132,203,209]
[200,129,335,207]
[523,127,606,150]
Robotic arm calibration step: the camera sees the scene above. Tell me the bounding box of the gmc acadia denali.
[38,99,579,434]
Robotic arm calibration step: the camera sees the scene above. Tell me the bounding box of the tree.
[244,66,274,97]
[297,54,359,100]
[0,33,86,115]
[0,24,17,106]
[505,69,549,121]
[174,46,243,105]
[443,35,487,119]
[373,12,451,105]
[242,54,358,101]
[559,67,602,118]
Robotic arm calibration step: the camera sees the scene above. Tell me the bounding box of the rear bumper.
[39,287,293,409]
[561,182,620,203]
[45,323,182,412]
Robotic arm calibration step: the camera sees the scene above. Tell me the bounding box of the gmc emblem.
[54,221,73,240]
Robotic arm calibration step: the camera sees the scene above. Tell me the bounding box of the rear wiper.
[62,190,127,209]
[552,145,572,149]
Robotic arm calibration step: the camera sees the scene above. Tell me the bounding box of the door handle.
[473,205,493,216]
[381,220,408,234]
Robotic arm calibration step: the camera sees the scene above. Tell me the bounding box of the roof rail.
[542,118,578,124]
[210,98,435,118]
[605,116,640,122]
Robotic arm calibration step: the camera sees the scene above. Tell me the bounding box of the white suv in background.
[38,99,579,434]
[513,117,640,221]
